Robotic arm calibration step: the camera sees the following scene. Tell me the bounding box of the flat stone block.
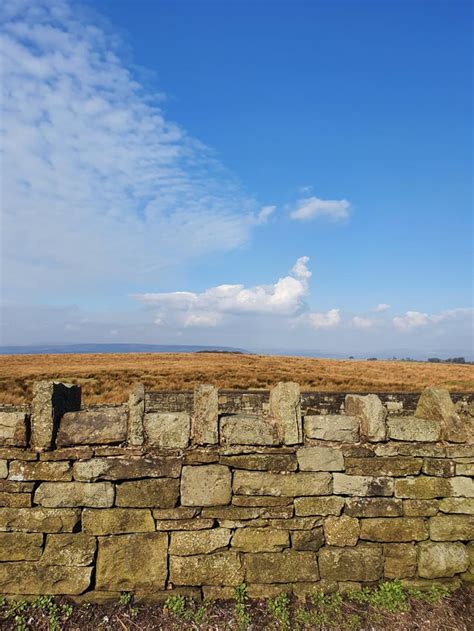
[73,456,181,480]
[8,461,72,482]
[324,515,360,546]
[244,550,319,583]
[439,498,474,514]
[0,507,80,532]
[297,446,344,471]
[418,541,469,578]
[345,395,386,442]
[31,381,81,451]
[295,496,344,516]
[41,534,96,566]
[360,517,428,542]
[403,500,439,516]
[291,528,325,551]
[345,498,403,517]
[231,528,289,552]
[220,414,279,445]
[319,545,383,581]
[383,543,417,579]
[0,492,31,507]
[220,453,297,471]
[304,415,359,442]
[170,528,231,555]
[144,412,190,449]
[333,473,394,497]
[0,411,27,447]
[269,382,302,445]
[387,417,441,442]
[181,464,231,506]
[0,563,91,594]
[34,482,114,507]
[344,457,422,477]
[82,508,155,534]
[394,476,451,499]
[0,532,43,561]
[170,552,243,586]
[429,515,474,541]
[57,407,127,446]
[233,471,332,497]
[116,478,179,508]
[192,384,218,445]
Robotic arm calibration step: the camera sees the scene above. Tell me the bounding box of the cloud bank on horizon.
[0,0,472,356]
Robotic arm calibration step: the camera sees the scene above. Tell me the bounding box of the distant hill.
[0,343,250,356]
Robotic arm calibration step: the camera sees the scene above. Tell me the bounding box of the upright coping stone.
[192,384,218,445]
[345,394,387,442]
[31,381,81,451]
[128,383,145,446]
[269,382,302,445]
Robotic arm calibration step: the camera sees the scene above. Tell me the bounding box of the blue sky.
[1,0,472,356]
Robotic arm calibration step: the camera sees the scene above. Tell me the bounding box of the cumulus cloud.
[308,309,341,329]
[0,0,266,298]
[289,196,350,221]
[137,256,312,327]
[352,316,373,329]
[393,308,473,331]
[372,303,391,312]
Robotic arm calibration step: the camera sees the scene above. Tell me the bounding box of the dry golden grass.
[0,352,473,406]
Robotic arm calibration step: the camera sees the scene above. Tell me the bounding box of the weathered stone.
[144,412,190,449]
[269,382,302,445]
[244,550,319,583]
[220,414,279,446]
[345,498,403,517]
[387,417,441,442]
[181,464,231,506]
[8,461,72,481]
[0,533,43,561]
[170,552,243,585]
[0,461,7,478]
[450,477,474,497]
[345,394,387,442]
[345,457,421,477]
[403,500,439,516]
[333,473,394,497]
[232,528,289,552]
[128,383,145,446]
[295,496,344,516]
[0,507,80,532]
[31,381,81,451]
[0,492,31,507]
[202,505,293,520]
[418,542,469,578]
[40,447,94,461]
[297,446,344,471]
[394,476,451,499]
[360,517,428,542]
[439,498,474,514]
[456,462,474,476]
[192,384,218,445]
[155,518,215,530]
[57,407,127,446]
[184,449,219,464]
[429,515,474,541]
[152,507,199,519]
[324,515,360,546]
[220,454,297,471]
[0,563,91,594]
[116,479,179,508]
[233,471,332,497]
[265,517,322,530]
[319,545,383,581]
[82,508,155,534]
[342,446,375,458]
[35,482,114,508]
[445,415,474,443]
[73,456,181,480]
[291,528,325,551]
[375,443,445,457]
[446,445,474,458]
[0,411,27,446]
[422,458,455,477]
[0,480,35,493]
[96,533,168,590]
[304,415,359,442]
[415,388,456,423]
[170,528,231,555]
[383,543,417,578]
[41,534,96,565]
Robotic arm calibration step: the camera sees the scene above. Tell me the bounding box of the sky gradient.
[1,0,472,357]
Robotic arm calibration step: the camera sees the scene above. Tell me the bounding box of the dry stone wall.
[0,382,473,601]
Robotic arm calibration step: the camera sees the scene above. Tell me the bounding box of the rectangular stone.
[40,447,94,461]
[0,492,31,507]
[202,505,293,520]
[34,482,114,508]
[375,443,445,457]
[220,414,279,446]
[0,461,6,478]
[231,528,289,552]
[345,394,387,442]
[244,550,319,583]
[0,411,27,446]
[233,471,332,497]
[170,528,232,555]
[192,384,218,445]
[0,480,34,493]
[449,477,474,497]
[31,381,81,451]
[345,498,403,517]
[8,461,72,482]
[181,465,231,506]
[304,415,359,441]
[155,518,215,530]
[344,457,422,477]
[152,507,199,519]
[291,528,325,551]
[57,407,127,446]
[295,496,344,516]
[116,479,179,508]
[73,456,181,481]
[170,552,244,585]
[383,543,417,579]
[429,515,474,541]
[82,508,155,534]
[269,382,302,445]
[41,534,96,565]
[387,417,441,442]
[0,563,91,594]
[0,507,80,532]
[333,473,394,497]
[144,412,190,449]
[422,458,455,477]
[0,448,36,461]
[403,500,439,516]
[232,496,293,507]
[319,545,383,581]
[439,498,474,514]
[394,476,451,499]
[220,454,297,471]
[360,517,428,542]
[297,446,344,471]
[0,532,43,561]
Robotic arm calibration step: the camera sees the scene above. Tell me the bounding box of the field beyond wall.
[0,352,473,406]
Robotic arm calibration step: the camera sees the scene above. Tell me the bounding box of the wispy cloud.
[308,309,341,329]
[393,308,473,331]
[372,303,391,312]
[289,195,350,221]
[352,316,373,329]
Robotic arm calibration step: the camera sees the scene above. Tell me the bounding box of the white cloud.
[308,309,341,329]
[136,256,311,327]
[373,303,391,312]
[253,205,276,225]
[352,316,373,329]
[0,0,267,298]
[289,196,350,221]
[393,308,474,331]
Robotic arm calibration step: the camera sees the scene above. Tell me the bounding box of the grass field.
[0,352,473,406]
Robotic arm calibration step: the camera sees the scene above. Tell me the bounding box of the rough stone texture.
[57,407,127,447]
[170,552,244,586]
[41,534,96,566]
[0,507,80,532]
[295,496,345,516]
[269,382,302,445]
[0,563,91,594]
[304,415,359,441]
[319,545,383,581]
[360,518,428,542]
[0,533,43,561]
[181,465,231,506]
[345,457,421,477]
[233,471,332,497]
[244,550,319,583]
[0,461,7,479]
[450,477,474,497]
[422,458,455,477]
[35,482,114,508]
[345,498,403,517]
[96,533,168,591]
[128,383,145,446]
[333,474,394,497]
[324,515,360,546]
[429,515,474,541]
[220,414,279,445]
[415,388,458,434]
[345,394,387,442]
[73,456,181,481]
[233,495,292,507]
[144,412,190,449]
[297,446,344,471]
[220,454,297,471]
[387,417,442,442]
[9,461,72,481]
[403,500,439,516]
[439,498,474,514]
[394,476,451,499]
[418,542,469,578]
[192,384,218,445]
[31,381,81,451]
[231,528,289,552]
[170,528,231,555]
[0,411,27,447]
[155,518,215,531]
[116,479,179,508]
[384,543,417,578]
[291,528,325,551]
[82,508,155,534]
[0,492,31,507]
